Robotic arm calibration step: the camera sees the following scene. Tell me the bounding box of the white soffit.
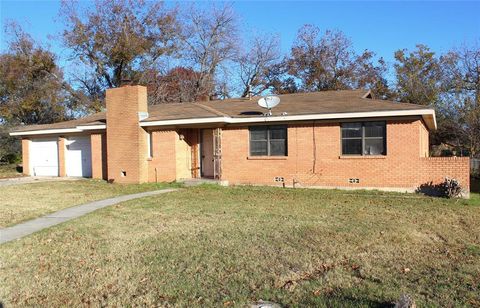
[140,109,437,130]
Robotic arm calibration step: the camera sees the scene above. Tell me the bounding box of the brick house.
[11,85,470,194]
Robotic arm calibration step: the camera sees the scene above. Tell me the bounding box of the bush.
[442,177,463,198]
[1,153,21,164]
[0,126,21,164]
[416,177,464,198]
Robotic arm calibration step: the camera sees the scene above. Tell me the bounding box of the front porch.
[146,127,222,183]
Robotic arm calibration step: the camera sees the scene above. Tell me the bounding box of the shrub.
[1,153,22,164]
[416,177,464,198]
[441,177,463,198]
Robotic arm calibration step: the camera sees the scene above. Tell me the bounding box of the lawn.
[0,163,23,179]
[0,180,178,227]
[1,185,479,307]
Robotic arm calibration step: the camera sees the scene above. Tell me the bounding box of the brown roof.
[196,89,428,119]
[12,112,106,133]
[11,90,432,133]
[145,102,221,121]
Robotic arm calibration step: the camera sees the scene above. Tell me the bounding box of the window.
[147,132,153,158]
[341,121,386,155]
[249,125,287,156]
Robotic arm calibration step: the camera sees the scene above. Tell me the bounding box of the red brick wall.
[419,120,429,157]
[21,138,30,176]
[421,157,470,191]
[106,85,148,183]
[91,133,107,180]
[147,130,177,182]
[147,129,200,182]
[220,119,470,192]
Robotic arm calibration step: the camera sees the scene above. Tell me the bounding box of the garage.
[65,136,92,177]
[29,138,59,176]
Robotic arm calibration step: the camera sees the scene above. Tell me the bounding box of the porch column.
[91,133,107,180]
[58,136,66,177]
[21,138,30,176]
[213,128,222,180]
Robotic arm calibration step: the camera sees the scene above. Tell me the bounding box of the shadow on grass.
[326,296,394,308]
[296,290,395,308]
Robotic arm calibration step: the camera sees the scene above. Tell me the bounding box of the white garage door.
[66,136,92,177]
[30,138,59,176]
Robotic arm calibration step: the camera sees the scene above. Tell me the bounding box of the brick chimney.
[106,85,149,183]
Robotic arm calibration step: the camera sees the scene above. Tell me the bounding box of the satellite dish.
[257,96,281,116]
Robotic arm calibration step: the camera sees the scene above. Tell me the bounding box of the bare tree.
[286,25,390,95]
[60,0,180,108]
[236,34,281,97]
[394,44,443,106]
[287,25,357,91]
[181,4,238,101]
[146,66,201,104]
[439,43,480,157]
[355,50,392,99]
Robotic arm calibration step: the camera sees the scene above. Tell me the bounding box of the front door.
[201,129,214,178]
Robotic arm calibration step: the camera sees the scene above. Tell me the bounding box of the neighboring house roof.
[10,89,436,136]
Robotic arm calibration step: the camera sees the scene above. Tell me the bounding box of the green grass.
[0,163,23,179]
[0,180,180,227]
[470,177,480,205]
[1,185,479,307]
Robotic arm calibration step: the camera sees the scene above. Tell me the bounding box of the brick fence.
[420,157,470,192]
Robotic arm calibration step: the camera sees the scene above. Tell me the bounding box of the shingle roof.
[11,89,434,133]
[145,102,221,121]
[11,112,106,132]
[197,89,428,119]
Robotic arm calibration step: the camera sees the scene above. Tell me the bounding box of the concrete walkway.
[0,188,178,244]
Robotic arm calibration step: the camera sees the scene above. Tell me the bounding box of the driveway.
[0,176,80,187]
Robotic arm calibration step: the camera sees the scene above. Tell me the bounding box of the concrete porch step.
[179,178,228,187]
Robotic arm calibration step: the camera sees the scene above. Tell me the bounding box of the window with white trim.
[341,121,386,155]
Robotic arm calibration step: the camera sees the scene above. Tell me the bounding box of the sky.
[0,1,479,78]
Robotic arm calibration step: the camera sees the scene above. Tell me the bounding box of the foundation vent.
[348,178,360,184]
[274,176,285,182]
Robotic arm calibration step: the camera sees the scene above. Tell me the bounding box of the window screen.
[341,122,386,156]
[249,125,287,156]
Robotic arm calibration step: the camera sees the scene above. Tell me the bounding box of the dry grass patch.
[0,180,179,227]
[0,185,479,307]
[0,163,23,179]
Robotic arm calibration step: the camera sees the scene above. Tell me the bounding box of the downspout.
[312,121,317,174]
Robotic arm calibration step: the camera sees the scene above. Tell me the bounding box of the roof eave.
[10,109,437,136]
[140,109,438,130]
[9,124,106,136]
